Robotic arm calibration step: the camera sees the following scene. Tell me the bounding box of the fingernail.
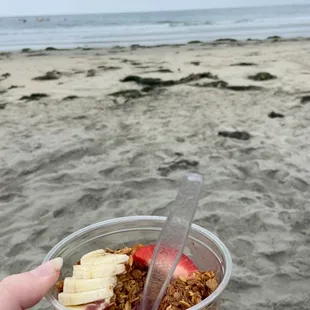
[51,257,64,271]
[30,257,63,277]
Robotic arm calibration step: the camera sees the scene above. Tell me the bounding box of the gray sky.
[1,0,309,16]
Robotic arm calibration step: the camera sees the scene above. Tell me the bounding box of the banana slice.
[63,277,117,293]
[58,287,114,306]
[80,249,106,260]
[73,263,126,279]
[81,253,129,266]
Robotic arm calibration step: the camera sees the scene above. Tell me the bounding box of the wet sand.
[1,38,310,309]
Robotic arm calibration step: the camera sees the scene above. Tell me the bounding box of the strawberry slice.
[133,244,198,278]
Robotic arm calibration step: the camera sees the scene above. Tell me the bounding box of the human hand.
[0,258,63,310]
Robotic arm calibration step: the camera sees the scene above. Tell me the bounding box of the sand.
[1,38,310,310]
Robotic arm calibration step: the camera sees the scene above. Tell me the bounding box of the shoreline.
[0,3,302,18]
[1,35,310,54]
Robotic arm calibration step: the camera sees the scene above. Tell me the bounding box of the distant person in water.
[0,258,63,310]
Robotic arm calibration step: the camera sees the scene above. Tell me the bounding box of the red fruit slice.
[133,244,198,278]
[85,300,111,310]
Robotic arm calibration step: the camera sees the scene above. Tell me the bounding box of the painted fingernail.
[30,258,63,277]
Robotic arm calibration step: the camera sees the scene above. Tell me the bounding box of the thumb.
[0,258,63,310]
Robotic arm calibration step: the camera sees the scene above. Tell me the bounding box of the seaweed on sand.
[121,72,218,88]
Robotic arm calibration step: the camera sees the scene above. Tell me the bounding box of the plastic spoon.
[139,173,204,310]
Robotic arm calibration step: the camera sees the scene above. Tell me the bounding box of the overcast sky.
[1,0,309,16]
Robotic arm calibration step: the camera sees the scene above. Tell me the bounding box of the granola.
[105,245,148,310]
[158,271,218,310]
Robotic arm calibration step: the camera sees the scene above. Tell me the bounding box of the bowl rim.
[43,215,232,310]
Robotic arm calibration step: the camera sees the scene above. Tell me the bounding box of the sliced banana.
[73,263,126,279]
[58,250,130,307]
[58,287,114,306]
[80,249,106,260]
[81,252,129,266]
[63,277,117,293]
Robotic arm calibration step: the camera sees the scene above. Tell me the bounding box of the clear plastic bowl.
[43,216,232,310]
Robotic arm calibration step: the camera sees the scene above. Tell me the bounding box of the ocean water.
[0,4,310,51]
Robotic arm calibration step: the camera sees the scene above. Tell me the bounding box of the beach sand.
[1,38,310,309]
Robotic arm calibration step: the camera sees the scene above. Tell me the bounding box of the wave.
[235,18,252,24]
[156,20,214,27]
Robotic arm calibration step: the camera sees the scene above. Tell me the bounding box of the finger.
[0,258,63,310]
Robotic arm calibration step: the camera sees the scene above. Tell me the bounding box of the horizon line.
[0,3,307,18]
